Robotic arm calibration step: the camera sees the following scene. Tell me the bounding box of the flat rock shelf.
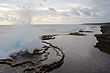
[0,41,65,73]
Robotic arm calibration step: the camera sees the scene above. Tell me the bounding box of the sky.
[0,0,110,25]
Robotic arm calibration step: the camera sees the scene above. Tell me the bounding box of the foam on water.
[0,25,43,59]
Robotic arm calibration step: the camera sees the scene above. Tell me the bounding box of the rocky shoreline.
[0,41,65,73]
[95,24,110,55]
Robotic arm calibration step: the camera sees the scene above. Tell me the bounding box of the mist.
[0,1,43,59]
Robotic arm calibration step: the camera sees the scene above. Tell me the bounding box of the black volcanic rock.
[100,25,110,33]
[95,24,110,55]
[69,32,86,36]
[41,35,55,40]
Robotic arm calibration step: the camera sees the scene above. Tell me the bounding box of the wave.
[0,25,43,59]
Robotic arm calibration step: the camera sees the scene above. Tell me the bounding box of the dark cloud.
[40,3,44,7]
[48,7,56,12]
[79,8,92,16]
[48,7,71,18]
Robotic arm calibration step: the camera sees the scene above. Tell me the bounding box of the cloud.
[40,3,44,7]
[91,0,110,22]
[0,0,110,24]
[0,15,17,21]
[48,7,56,12]
[80,8,92,16]
[71,7,97,17]
[71,8,80,16]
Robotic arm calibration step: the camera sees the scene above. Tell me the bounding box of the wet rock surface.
[95,24,110,55]
[79,30,94,33]
[0,41,65,73]
[69,32,86,36]
[41,35,55,40]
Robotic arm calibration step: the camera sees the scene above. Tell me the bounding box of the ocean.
[0,24,110,73]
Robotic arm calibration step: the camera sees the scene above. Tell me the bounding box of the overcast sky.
[0,0,110,25]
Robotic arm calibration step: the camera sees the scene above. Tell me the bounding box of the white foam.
[0,25,43,59]
[0,1,43,59]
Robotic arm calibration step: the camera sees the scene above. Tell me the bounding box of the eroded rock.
[0,41,65,73]
[69,32,86,36]
[41,35,55,40]
[79,30,94,33]
[95,24,110,55]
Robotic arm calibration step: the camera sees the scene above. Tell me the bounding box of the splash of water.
[0,1,43,59]
[17,4,33,25]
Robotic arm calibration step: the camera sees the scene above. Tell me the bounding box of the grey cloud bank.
[0,0,110,24]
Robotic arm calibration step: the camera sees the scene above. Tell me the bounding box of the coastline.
[0,25,110,73]
[95,24,110,55]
